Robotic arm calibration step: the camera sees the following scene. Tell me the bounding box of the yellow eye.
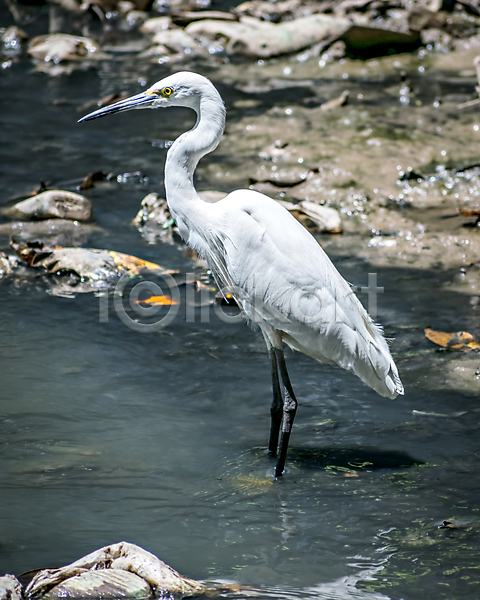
[162,87,173,97]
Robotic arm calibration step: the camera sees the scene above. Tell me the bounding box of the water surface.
[1,8,479,599]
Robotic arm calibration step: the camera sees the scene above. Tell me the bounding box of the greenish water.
[1,4,480,599]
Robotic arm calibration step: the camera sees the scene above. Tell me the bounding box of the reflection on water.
[1,9,480,600]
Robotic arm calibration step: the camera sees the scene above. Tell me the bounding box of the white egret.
[79,72,403,477]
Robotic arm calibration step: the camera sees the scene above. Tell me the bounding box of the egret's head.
[78,71,215,123]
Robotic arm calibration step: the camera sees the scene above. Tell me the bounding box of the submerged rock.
[2,191,92,222]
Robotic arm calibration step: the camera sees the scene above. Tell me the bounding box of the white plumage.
[80,71,403,477]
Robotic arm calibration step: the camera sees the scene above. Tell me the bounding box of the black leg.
[268,348,283,456]
[274,348,298,478]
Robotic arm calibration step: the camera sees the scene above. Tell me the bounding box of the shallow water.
[1,6,480,600]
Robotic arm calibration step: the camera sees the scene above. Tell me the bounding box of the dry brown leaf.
[459,207,480,217]
[425,328,480,351]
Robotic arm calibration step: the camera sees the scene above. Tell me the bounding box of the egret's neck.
[164,91,225,241]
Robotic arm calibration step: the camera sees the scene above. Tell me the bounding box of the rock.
[226,14,351,58]
[0,253,19,278]
[171,10,239,27]
[28,34,106,63]
[44,570,152,600]
[199,190,226,203]
[0,575,22,600]
[125,10,149,28]
[133,192,173,229]
[140,16,172,34]
[279,200,343,233]
[134,191,225,244]
[340,25,421,52]
[25,542,209,599]
[214,12,421,58]
[0,219,101,247]
[2,191,92,222]
[185,18,267,47]
[11,239,172,283]
[2,26,28,53]
[150,29,198,53]
[233,0,301,22]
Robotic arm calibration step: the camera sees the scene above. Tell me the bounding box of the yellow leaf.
[425,328,480,352]
[108,251,174,276]
[135,295,177,306]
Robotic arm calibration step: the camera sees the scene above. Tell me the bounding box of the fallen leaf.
[425,328,480,351]
[108,251,175,277]
[459,207,480,217]
[135,295,178,306]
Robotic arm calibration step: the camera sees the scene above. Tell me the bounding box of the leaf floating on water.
[425,328,480,352]
[135,295,178,306]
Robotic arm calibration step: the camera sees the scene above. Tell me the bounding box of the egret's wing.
[214,191,403,399]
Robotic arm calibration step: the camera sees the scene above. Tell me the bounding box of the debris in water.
[438,519,472,530]
[11,239,175,293]
[425,328,480,352]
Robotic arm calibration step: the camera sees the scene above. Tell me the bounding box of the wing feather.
[199,190,403,399]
